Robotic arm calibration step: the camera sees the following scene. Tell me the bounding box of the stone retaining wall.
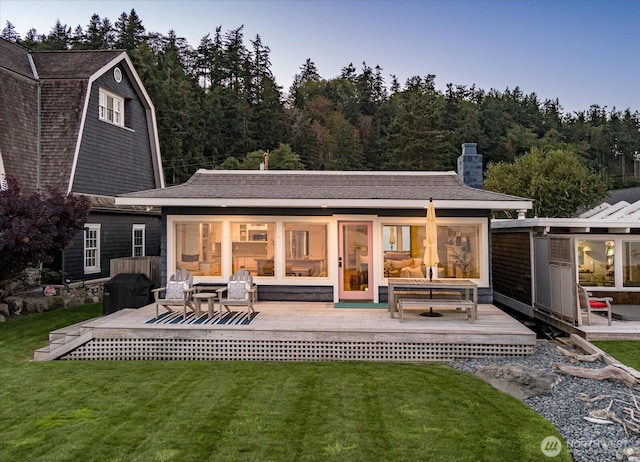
[1,279,107,321]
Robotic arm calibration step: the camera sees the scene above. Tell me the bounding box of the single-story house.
[117,146,532,303]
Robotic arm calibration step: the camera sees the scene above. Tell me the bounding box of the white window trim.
[84,224,101,274]
[379,217,489,287]
[133,224,146,257]
[576,234,640,291]
[99,87,124,127]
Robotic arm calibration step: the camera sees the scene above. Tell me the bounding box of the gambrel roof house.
[0,38,164,282]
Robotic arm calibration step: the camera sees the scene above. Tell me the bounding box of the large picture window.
[231,223,275,276]
[284,223,328,277]
[99,88,124,127]
[84,224,101,274]
[440,225,480,279]
[382,224,480,279]
[175,222,222,276]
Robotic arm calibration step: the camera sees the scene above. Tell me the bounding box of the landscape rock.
[0,302,9,317]
[475,363,561,401]
[6,296,24,315]
[0,313,5,323]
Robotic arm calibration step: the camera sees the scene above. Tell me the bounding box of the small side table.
[192,292,218,319]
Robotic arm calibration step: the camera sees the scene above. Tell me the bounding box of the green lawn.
[592,340,640,370]
[0,304,571,462]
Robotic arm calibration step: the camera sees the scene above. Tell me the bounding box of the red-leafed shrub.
[0,176,90,288]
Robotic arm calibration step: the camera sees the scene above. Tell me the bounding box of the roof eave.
[492,217,640,232]
[115,196,533,211]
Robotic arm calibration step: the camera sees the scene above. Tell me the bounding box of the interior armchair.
[384,252,425,278]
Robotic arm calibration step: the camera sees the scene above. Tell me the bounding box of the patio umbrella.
[423,199,439,280]
[421,199,441,317]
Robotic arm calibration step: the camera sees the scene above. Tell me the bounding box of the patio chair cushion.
[228,280,252,300]
[166,281,189,299]
[589,300,609,309]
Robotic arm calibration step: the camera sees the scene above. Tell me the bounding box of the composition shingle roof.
[0,39,34,78]
[118,170,532,210]
[30,50,124,79]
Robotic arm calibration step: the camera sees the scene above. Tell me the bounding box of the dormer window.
[99,88,124,127]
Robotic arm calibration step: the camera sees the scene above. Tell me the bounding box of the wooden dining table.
[387,278,478,322]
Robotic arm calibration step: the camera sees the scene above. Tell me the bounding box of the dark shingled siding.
[39,79,87,192]
[72,69,156,196]
[0,68,38,191]
[63,211,161,281]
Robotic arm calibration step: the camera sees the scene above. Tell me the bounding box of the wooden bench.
[391,290,462,317]
[397,295,476,323]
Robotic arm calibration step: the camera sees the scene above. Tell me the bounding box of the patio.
[35,302,536,361]
[532,304,640,341]
[575,305,640,341]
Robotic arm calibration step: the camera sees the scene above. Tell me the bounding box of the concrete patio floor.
[37,301,537,361]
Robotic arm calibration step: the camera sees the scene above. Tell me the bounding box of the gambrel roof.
[117,170,532,211]
[0,38,163,193]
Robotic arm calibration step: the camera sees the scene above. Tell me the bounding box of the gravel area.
[449,340,640,461]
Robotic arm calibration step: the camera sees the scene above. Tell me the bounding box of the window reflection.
[623,241,640,287]
[382,224,480,279]
[441,225,480,279]
[175,222,222,276]
[578,240,615,287]
[383,225,426,278]
[285,223,328,277]
[231,223,275,276]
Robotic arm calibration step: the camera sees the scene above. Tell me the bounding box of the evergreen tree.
[21,28,42,48]
[76,13,114,50]
[71,24,85,49]
[1,21,20,42]
[289,58,321,108]
[114,9,145,52]
[154,30,206,184]
[39,19,71,50]
[379,78,447,170]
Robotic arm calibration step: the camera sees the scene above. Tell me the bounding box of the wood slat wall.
[491,231,532,305]
[110,256,161,288]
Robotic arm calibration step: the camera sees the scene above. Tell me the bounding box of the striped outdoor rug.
[145,310,259,326]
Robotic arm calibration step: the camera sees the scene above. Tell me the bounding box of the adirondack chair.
[216,269,256,316]
[577,283,612,326]
[152,269,196,318]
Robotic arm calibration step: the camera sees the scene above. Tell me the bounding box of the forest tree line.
[3,10,639,187]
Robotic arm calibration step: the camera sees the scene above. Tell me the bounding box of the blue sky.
[1,0,638,115]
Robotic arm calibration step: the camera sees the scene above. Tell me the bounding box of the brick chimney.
[457,143,483,189]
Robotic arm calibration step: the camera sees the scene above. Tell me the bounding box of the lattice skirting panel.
[61,338,534,361]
